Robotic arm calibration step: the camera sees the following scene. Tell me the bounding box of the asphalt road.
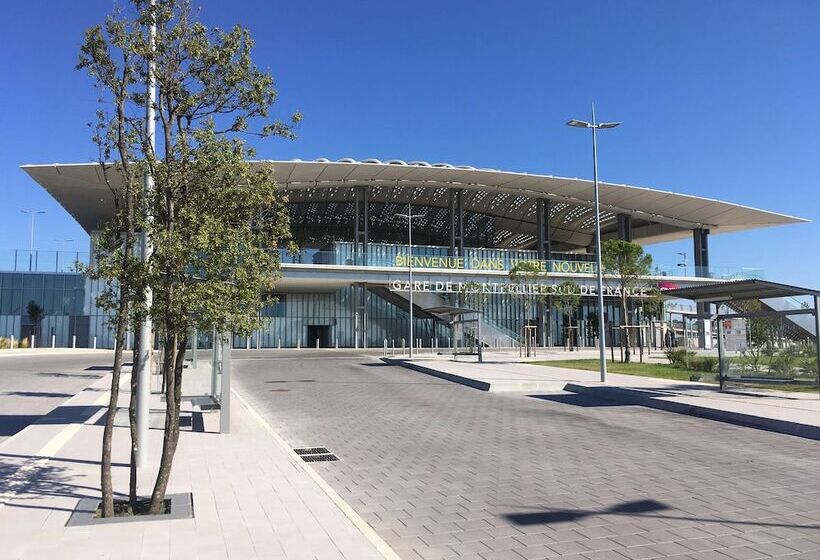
[0,352,117,443]
[234,349,820,560]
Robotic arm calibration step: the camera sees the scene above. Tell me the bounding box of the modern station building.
[12,158,807,349]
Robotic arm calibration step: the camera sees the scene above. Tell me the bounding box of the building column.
[693,228,712,348]
[536,198,551,346]
[617,213,633,242]
[353,186,369,265]
[536,199,552,260]
[693,228,710,278]
[449,188,464,258]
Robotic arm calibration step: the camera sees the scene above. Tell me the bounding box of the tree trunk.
[148,330,188,513]
[621,294,631,363]
[101,296,129,517]
[128,325,141,507]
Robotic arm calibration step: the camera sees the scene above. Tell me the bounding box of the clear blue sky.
[2,0,818,285]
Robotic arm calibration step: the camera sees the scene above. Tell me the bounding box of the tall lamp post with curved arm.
[567,103,621,382]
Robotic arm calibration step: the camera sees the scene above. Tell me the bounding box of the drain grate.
[293,446,339,462]
[294,447,331,455]
[302,454,339,462]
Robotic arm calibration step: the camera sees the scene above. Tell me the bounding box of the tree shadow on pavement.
[0,454,127,513]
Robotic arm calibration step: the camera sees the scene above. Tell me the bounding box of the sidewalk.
[0,366,390,559]
[385,353,820,440]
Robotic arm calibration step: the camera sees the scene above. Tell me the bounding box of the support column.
[693,228,710,278]
[536,199,552,260]
[617,214,633,242]
[693,228,712,348]
[353,186,369,265]
[814,296,820,398]
[536,198,551,346]
[449,189,464,258]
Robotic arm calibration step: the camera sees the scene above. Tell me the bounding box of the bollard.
[246,336,250,350]
[31,335,36,349]
[297,338,301,349]
[316,338,320,349]
[391,339,395,356]
[383,339,387,357]
[277,338,281,349]
[72,335,76,349]
[335,338,339,349]
[93,336,97,350]
[401,338,405,353]
[51,334,56,349]
[256,334,260,350]
[10,335,14,349]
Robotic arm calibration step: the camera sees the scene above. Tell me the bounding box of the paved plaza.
[0,352,111,443]
[233,350,820,560]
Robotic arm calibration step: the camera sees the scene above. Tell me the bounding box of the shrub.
[692,356,718,373]
[665,348,695,367]
[18,337,29,349]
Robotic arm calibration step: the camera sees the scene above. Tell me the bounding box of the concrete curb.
[563,383,820,441]
[381,357,491,391]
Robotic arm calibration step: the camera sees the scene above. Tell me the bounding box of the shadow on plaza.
[0,453,128,513]
[1,391,74,399]
[37,372,102,380]
[503,499,820,531]
[0,406,102,437]
[529,393,647,407]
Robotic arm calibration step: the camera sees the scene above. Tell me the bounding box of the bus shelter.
[424,305,483,363]
[664,280,820,397]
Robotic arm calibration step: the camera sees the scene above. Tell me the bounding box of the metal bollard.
[383,339,387,357]
[93,336,97,349]
[335,338,339,349]
[72,335,76,349]
[31,335,36,349]
[392,339,395,356]
[316,338,320,349]
[51,334,56,349]
[401,338,405,353]
[297,338,301,349]
[278,338,281,349]
[10,335,14,349]
[246,336,251,350]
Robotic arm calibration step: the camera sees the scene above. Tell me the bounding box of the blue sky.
[1,1,818,285]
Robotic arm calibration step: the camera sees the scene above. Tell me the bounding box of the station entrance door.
[307,325,332,348]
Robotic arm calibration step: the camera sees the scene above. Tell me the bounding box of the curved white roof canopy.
[20,159,807,250]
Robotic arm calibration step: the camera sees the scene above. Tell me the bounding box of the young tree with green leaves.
[601,239,653,363]
[78,0,299,516]
[554,280,581,350]
[26,301,45,343]
[509,260,550,344]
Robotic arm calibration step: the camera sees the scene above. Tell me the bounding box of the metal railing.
[1,250,90,273]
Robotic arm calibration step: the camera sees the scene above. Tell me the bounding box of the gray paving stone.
[233,351,820,560]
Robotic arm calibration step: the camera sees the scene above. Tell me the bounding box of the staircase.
[727,297,816,342]
[367,286,520,347]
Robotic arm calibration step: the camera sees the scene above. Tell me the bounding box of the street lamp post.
[396,204,424,359]
[567,103,620,382]
[54,238,74,272]
[676,252,688,277]
[21,209,45,272]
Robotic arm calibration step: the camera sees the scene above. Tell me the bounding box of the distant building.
[10,158,805,349]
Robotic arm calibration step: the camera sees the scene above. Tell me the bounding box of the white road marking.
[233,387,402,560]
